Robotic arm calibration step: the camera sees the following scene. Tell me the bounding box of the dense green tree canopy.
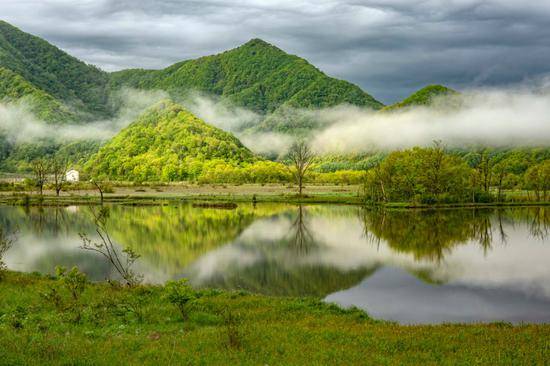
[110,39,384,116]
[85,100,257,182]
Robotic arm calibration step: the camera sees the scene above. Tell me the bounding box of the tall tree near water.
[51,158,68,197]
[287,141,315,196]
[31,159,49,196]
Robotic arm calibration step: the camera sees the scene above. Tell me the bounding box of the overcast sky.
[3,0,550,103]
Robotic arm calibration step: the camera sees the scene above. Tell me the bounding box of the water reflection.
[1,204,549,323]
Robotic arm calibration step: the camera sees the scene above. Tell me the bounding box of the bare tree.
[31,159,49,196]
[90,179,105,204]
[287,141,315,196]
[51,158,68,197]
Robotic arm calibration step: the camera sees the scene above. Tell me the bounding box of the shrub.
[55,266,87,302]
[164,279,198,321]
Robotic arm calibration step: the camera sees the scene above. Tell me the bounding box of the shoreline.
[0,189,549,209]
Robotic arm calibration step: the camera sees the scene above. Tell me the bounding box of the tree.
[474,149,494,193]
[90,179,107,204]
[363,145,472,204]
[51,158,68,197]
[524,161,550,201]
[492,160,511,202]
[287,141,315,196]
[31,159,49,196]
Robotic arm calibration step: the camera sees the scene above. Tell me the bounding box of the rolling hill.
[85,100,257,182]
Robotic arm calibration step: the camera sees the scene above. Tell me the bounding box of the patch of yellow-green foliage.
[85,100,292,183]
[382,84,458,111]
[0,271,549,365]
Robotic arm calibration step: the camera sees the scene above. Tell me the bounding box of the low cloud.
[310,88,550,153]
[0,88,168,143]
[239,132,293,157]
[181,93,293,157]
[2,84,550,157]
[182,92,261,132]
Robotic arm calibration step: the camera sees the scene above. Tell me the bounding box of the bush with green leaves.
[55,266,87,302]
[164,279,199,321]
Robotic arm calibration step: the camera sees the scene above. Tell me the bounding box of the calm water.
[1,203,549,324]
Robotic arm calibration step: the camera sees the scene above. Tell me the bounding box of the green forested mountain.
[0,20,110,118]
[0,21,387,172]
[110,38,383,116]
[85,100,257,181]
[382,84,457,111]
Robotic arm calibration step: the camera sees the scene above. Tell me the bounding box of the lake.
[1,203,549,324]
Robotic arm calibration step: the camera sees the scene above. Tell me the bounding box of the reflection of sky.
[2,205,550,323]
[326,267,550,324]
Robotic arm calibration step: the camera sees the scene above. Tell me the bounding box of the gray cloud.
[2,0,550,102]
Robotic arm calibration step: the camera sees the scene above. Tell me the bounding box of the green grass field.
[0,271,549,365]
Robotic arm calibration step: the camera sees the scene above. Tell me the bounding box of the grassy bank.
[1,271,549,365]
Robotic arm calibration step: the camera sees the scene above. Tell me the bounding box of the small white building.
[66,169,80,182]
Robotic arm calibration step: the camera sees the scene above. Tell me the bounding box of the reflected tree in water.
[360,207,550,263]
[288,205,314,254]
[360,208,494,262]
[529,207,550,240]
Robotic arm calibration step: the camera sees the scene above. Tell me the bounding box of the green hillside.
[382,84,457,111]
[0,20,110,117]
[0,67,72,122]
[85,100,257,182]
[110,39,383,116]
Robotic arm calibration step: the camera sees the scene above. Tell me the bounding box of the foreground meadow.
[0,271,548,365]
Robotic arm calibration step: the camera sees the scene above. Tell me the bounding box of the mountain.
[85,100,256,182]
[0,20,110,119]
[0,20,387,172]
[382,84,457,111]
[110,38,383,116]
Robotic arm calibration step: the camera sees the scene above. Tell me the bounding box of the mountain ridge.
[109,37,384,115]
